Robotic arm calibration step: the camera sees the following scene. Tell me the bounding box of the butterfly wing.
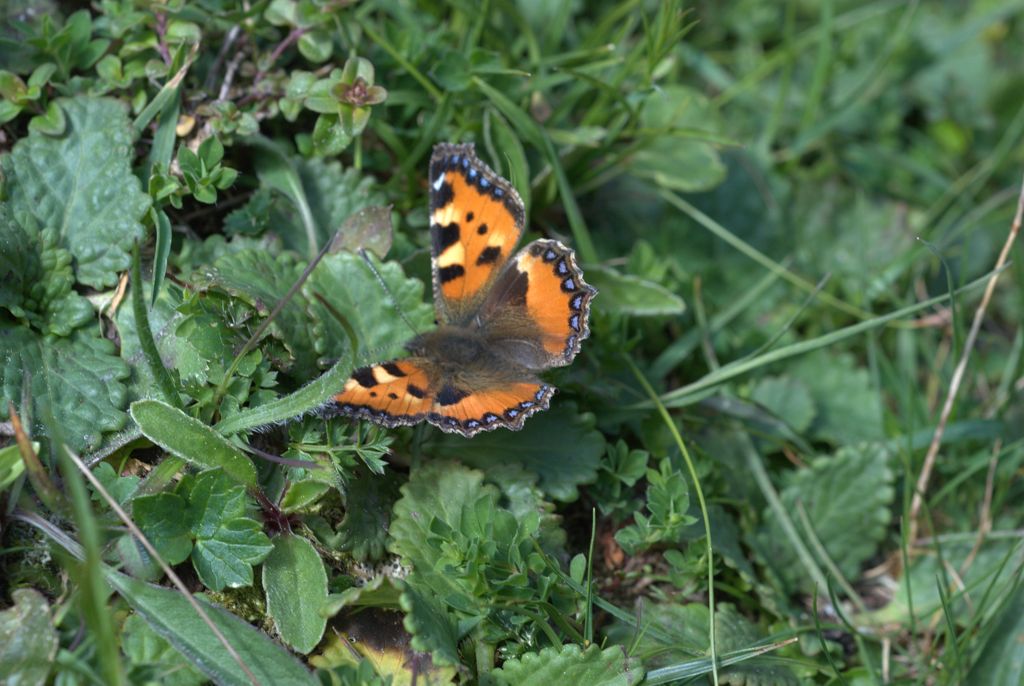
[331,360,434,428]
[331,359,554,437]
[480,239,597,369]
[429,142,526,324]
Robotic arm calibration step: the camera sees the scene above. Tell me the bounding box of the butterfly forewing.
[429,143,526,324]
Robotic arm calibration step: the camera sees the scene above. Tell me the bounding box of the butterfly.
[330,142,596,437]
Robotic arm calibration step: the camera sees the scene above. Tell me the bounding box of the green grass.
[1,1,1023,684]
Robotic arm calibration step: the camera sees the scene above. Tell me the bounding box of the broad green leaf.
[398,583,460,668]
[133,492,193,564]
[0,442,27,492]
[106,570,318,686]
[262,534,328,654]
[130,400,257,485]
[430,404,604,502]
[305,252,432,369]
[0,588,59,685]
[329,204,393,258]
[749,376,816,433]
[192,249,317,379]
[91,461,140,505]
[1,97,150,288]
[586,265,686,317]
[630,86,726,193]
[334,471,399,562]
[121,613,206,686]
[1,325,129,452]
[965,584,1024,684]
[756,444,894,590]
[187,469,272,590]
[789,351,884,444]
[0,205,92,336]
[293,157,387,251]
[490,643,643,686]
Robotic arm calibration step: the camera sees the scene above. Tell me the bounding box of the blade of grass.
[659,188,869,320]
[649,267,996,409]
[909,172,1024,544]
[796,500,868,614]
[624,355,718,686]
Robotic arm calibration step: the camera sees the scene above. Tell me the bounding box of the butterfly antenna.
[358,248,422,337]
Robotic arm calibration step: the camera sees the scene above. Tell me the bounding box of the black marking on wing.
[437,385,470,406]
[476,246,502,265]
[438,264,465,284]
[352,367,377,388]
[431,222,460,253]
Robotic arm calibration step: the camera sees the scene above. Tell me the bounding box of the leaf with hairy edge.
[106,570,318,686]
[130,400,257,485]
[586,265,687,317]
[262,534,328,654]
[305,251,433,371]
[1,97,150,288]
[1,325,129,452]
[431,404,605,502]
[755,443,894,590]
[490,644,644,686]
[0,588,59,686]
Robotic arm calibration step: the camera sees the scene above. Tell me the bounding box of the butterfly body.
[332,143,596,437]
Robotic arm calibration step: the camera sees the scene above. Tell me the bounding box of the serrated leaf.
[756,443,894,590]
[749,376,816,433]
[1,97,150,288]
[586,265,686,317]
[430,403,604,502]
[335,471,399,562]
[490,643,643,686]
[133,492,193,565]
[305,252,432,368]
[193,249,317,379]
[1,325,129,452]
[106,570,318,686]
[294,157,387,250]
[262,534,328,654]
[0,205,92,335]
[187,469,272,590]
[0,588,59,686]
[789,351,884,444]
[398,583,460,668]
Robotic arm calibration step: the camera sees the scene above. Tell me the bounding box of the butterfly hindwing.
[333,360,434,427]
[481,239,597,368]
[429,143,526,323]
[425,382,555,436]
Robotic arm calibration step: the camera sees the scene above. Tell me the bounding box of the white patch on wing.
[433,173,446,191]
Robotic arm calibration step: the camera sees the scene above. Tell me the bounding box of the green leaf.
[0,205,92,336]
[106,570,318,686]
[0,442,28,492]
[329,205,393,258]
[398,583,460,668]
[964,581,1024,683]
[262,534,328,654]
[91,461,140,505]
[749,376,816,433]
[27,100,66,135]
[0,588,59,685]
[312,113,352,157]
[334,471,399,562]
[614,458,697,555]
[306,252,432,372]
[789,351,884,444]
[130,400,257,485]
[430,403,605,502]
[121,613,206,686]
[630,85,726,193]
[1,325,129,452]
[298,30,333,63]
[133,492,194,564]
[585,265,686,317]
[187,469,272,590]
[490,644,643,686]
[1,97,151,288]
[756,443,894,590]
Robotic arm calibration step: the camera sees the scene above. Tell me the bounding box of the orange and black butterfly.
[331,142,596,437]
